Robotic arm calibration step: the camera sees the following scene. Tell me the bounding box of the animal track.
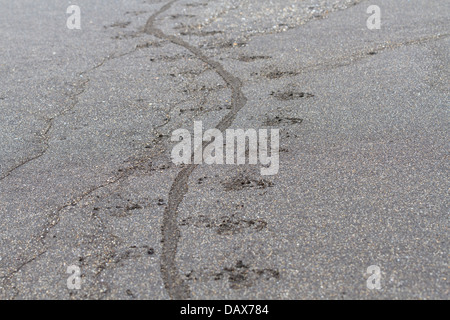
[237,55,271,62]
[124,10,147,16]
[270,90,314,100]
[263,116,303,126]
[261,68,299,79]
[180,214,267,235]
[221,175,274,191]
[105,21,131,29]
[90,193,163,218]
[184,260,280,289]
[170,14,196,19]
[180,30,223,37]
